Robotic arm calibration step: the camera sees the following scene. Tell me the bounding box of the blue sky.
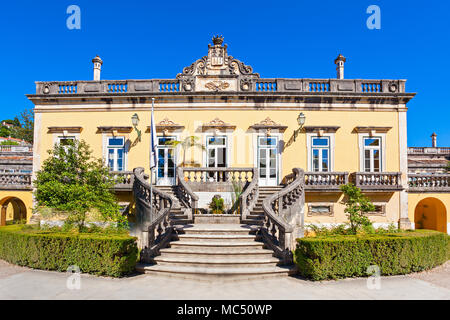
[0,0,448,147]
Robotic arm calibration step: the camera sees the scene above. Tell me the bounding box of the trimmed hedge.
[295,230,449,281]
[0,225,138,277]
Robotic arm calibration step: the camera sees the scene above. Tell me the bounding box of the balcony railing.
[304,172,349,191]
[34,79,408,96]
[0,146,33,152]
[408,147,450,155]
[180,167,255,185]
[408,174,450,192]
[110,171,134,191]
[0,172,135,191]
[353,172,403,191]
[0,173,32,190]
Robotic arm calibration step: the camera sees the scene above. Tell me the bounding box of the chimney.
[92,55,103,81]
[334,54,346,80]
[431,133,437,148]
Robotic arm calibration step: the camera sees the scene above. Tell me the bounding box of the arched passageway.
[414,197,447,233]
[0,197,27,226]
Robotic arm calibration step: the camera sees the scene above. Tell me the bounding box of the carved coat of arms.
[205,81,230,91]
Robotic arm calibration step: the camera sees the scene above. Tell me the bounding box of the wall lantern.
[294,112,306,142]
[132,113,142,142]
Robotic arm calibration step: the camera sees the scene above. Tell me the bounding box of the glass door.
[157,137,176,185]
[206,136,227,181]
[258,136,278,186]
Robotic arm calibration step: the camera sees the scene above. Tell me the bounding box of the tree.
[166,136,206,167]
[12,109,34,143]
[340,183,375,234]
[0,126,11,138]
[445,161,450,173]
[34,139,124,231]
[0,108,34,143]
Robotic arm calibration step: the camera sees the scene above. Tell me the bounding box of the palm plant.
[166,136,205,167]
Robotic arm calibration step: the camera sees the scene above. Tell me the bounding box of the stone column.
[398,110,411,229]
[1,205,7,227]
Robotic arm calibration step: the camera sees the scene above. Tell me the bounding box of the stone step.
[153,256,279,268]
[136,264,292,280]
[170,219,192,225]
[175,234,258,242]
[241,219,264,226]
[180,224,256,235]
[159,247,275,259]
[246,214,264,220]
[170,214,188,219]
[170,240,265,249]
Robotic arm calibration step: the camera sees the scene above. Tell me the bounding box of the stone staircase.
[156,185,193,226]
[136,184,293,280]
[241,186,283,225]
[136,224,293,280]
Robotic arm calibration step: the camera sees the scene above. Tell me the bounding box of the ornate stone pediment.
[202,118,236,132]
[250,117,288,134]
[176,36,259,92]
[146,118,185,135]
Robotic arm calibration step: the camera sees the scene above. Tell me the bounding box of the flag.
[150,99,157,169]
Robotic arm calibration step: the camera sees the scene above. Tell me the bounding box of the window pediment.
[96,126,133,134]
[202,118,236,132]
[47,126,83,134]
[146,118,185,134]
[250,117,287,133]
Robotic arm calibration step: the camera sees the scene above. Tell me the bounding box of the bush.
[295,230,449,281]
[0,225,138,277]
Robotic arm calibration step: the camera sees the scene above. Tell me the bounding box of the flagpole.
[150,98,155,223]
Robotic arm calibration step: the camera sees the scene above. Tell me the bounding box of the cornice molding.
[47,126,83,134]
[353,126,392,134]
[304,126,340,133]
[96,126,133,134]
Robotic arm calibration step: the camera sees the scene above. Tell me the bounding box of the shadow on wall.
[414,197,447,233]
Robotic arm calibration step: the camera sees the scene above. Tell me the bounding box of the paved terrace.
[0,260,448,300]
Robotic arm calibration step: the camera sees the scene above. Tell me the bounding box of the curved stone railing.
[239,168,259,220]
[261,168,305,265]
[176,167,199,218]
[408,174,450,192]
[0,173,32,190]
[133,167,173,262]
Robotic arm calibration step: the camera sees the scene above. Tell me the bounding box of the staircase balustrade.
[239,168,259,220]
[261,168,305,265]
[133,167,173,262]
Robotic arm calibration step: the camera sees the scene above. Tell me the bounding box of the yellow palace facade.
[18,36,448,236]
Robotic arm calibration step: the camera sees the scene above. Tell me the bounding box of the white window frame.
[202,131,232,168]
[252,132,283,185]
[156,135,177,184]
[358,133,386,172]
[53,134,79,154]
[306,133,335,172]
[53,133,80,146]
[102,135,128,172]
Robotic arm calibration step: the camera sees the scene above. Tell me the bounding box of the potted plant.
[209,195,225,215]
